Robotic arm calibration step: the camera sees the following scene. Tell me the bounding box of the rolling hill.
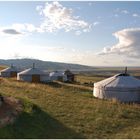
[0,59,95,71]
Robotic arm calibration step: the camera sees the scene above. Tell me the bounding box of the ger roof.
[94,73,140,89]
[18,68,46,75]
[1,66,18,72]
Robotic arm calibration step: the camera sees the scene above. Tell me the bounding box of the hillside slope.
[0,59,95,71]
[0,78,140,138]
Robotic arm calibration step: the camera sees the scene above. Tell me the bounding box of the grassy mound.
[0,78,140,138]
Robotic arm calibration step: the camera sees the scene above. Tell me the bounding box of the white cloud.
[12,23,37,33]
[36,1,91,33]
[114,9,129,15]
[121,10,129,14]
[132,13,140,17]
[36,5,43,14]
[0,2,92,36]
[98,28,140,58]
[93,21,100,26]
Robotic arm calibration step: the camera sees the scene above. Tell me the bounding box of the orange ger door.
[10,71,17,77]
[32,75,40,82]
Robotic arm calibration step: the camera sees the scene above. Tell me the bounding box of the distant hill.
[0,58,95,71]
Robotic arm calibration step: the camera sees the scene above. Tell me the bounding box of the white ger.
[0,64,19,77]
[17,63,50,83]
[49,71,67,81]
[93,68,140,102]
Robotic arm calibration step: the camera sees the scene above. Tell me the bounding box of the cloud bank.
[37,1,91,33]
[99,28,140,58]
[1,2,92,36]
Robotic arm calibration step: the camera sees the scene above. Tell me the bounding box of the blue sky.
[0,1,140,66]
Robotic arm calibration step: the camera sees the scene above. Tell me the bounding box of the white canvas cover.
[49,71,67,81]
[17,68,50,82]
[93,73,140,102]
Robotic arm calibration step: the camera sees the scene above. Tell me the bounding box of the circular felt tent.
[17,64,50,83]
[0,65,18,77]
[49,71,67,81]
[93,73,140,102]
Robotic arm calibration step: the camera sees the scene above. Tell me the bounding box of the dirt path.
[0,96,23,127]
[55,81,93,91]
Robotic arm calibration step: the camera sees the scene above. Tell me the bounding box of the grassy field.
[0,76,140,138]
[76,75,106,84]
[0,65,7,70]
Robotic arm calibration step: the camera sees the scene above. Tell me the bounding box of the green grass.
[76,75,106,84]
[0,99,81,139]
[0,78,140,138]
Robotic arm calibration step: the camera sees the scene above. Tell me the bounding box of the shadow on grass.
[0,103,84,139]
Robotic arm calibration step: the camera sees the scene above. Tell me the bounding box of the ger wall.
[17,74,51,82]
[17,75,32,82]
[93,87,140,102]
[0,72,11,77]
[40,75,51,82]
